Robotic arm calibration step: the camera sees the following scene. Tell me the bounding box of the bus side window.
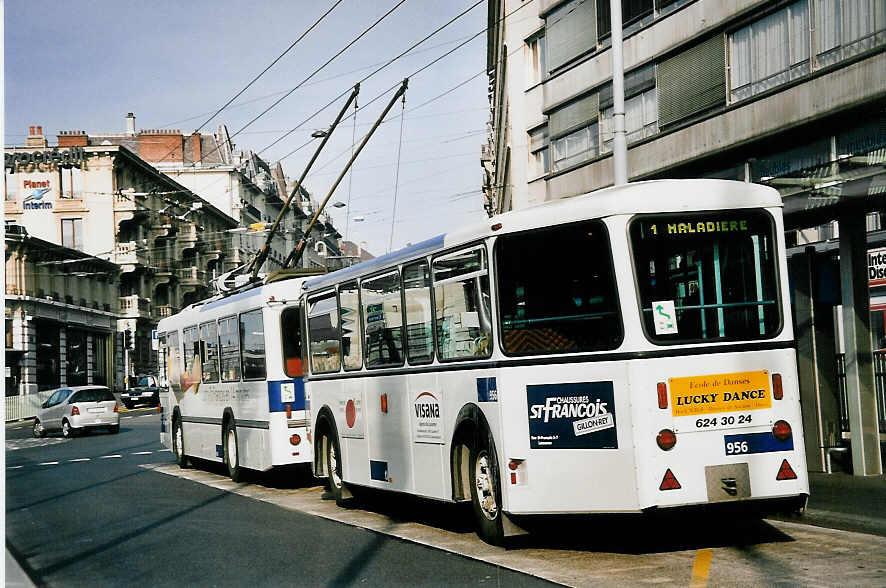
[403,261,433,364]
[339,281,363,370]
[432,246,493,361]
[240,309,267,381]
[182,326,199,379]
[281,307,303,377]
[307,293,341,374]
[361,271,404,368]
[219,316,241,381]
[200,321,220,383]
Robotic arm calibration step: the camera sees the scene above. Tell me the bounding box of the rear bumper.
[71,413,120,429]
[646,493,809,517]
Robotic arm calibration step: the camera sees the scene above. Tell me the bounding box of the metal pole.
[248,84,360,279]
[285,79,409,269]
[610,0,628,186]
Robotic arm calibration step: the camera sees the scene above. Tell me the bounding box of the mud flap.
[502,512,529,537]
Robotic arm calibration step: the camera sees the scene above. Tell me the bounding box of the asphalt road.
[4,411,554,588]
[6,412,886,587]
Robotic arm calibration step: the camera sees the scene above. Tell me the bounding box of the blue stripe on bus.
[724,431,794,455]
[267,379,306,412]
[304,234,445,291]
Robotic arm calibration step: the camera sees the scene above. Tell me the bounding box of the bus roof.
[305,179,780,293]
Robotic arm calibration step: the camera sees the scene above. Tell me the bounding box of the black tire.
[469,432,505,546]
[109,424,120,434]
[32,419,45,438]
[325,433,352,507]
[61,419,77,439]
[172,416,189,468]
[223,421,243,482]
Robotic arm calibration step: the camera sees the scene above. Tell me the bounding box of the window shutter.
[546,0,596,72]
[549,93,600,138]
[657,35,726,127]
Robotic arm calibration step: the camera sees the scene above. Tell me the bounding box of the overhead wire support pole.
[610,0,628,186]
[284,78,409,269]
[248,84,360,280]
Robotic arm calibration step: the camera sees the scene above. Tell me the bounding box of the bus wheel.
[325,433,352,507]
[469,438,505,545]
[172,417,189,468]
[224,421,243,482]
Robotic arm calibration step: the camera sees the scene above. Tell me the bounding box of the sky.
[4,0,495,256]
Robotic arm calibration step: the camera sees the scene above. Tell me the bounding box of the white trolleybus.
[304,179,809,545]
[158,272,318,481]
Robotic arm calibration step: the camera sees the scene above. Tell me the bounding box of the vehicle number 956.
[695,414,752,429]
[726,440,750,454]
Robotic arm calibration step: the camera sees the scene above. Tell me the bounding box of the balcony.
[154,305,178,319]
[119,295,151,319]
[113,241,150,268]
[177,267,205,285]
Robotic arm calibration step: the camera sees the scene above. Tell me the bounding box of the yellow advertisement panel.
[669,370,771,417]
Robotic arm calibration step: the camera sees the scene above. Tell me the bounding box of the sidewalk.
[5,548,35,588]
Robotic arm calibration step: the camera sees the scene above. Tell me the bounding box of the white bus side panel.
[497,362,640,515]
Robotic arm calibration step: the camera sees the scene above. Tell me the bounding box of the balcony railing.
[113,241,149,267]
[154,305,178,319]
[119,295,150,318]
[177,267,206,283]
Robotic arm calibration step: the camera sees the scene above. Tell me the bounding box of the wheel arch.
[449,402,496,502]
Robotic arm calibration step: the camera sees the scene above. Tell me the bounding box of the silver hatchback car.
[33,386,120,438]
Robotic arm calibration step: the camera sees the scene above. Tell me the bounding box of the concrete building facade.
[484,0,885,474]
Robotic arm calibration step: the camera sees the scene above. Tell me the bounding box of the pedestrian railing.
[4,390,54,422]
[836,351,886,434]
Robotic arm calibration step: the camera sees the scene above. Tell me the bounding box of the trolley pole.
[610,0,628,186]
[248,84,360,279]
[285,79,408,269]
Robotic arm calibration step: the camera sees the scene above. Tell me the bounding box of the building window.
[61,218,84,250]
[546,0,596,72]
[526,33,546,87]
[66,329,87,387]
[815,0,886,67]
[729,1,811,102]
[60,167,82,198]
[600,87,659,152]
[528,126,551,177]
[549,93,600,172]
[5,172,18,201]
[598,0,654,41]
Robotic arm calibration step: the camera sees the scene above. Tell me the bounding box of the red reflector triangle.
[776,459,797,480]
[659,468,681,490]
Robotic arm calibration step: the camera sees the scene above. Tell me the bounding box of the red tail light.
[657,382,668,409]
[776,459,797,480]
[285,404,292,419]
[656,429,677,451]
[114,403,119,413]
[157,404,162,414]
[71,406,80,416]
[380,393,388,414]
[772,373,783,400]
[289,434,301,446]
[772,420,792,442]
[659,468,682,490]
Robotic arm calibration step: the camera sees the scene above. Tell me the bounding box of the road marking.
[123,417,134,420]
[68,458,91,462]
[158,448,172,452]
[38,461,59,466]
[7,465,23,469]
[690,548,713,587]
[100,455,122,459]
[131,451,153,455]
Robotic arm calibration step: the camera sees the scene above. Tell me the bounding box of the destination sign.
[643,219,750,237]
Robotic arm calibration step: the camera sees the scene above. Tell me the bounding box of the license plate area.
[704,463,750,502]
[87,407,105,414]
[724,431,793,456]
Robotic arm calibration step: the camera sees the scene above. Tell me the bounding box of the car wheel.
[109,424,120,434]
[224,421,243,482]
[32,419,45,438]
[61,419,76,439]
[469,433,505,546]
[172,417,189,468]
[325,432,352,507]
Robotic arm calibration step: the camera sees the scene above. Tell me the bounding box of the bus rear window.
[630,210,780,343]
[496,220,622,355]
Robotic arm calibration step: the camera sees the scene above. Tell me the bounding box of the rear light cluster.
[114,403,119,413]
[656,429,676,451]
[772,420,792,442]
[657,382,668,409]
[71,406,80,416]
[772,373,784,400]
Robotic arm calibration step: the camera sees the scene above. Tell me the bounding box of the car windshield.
[630,210,781,343]
[137,377,153,387]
